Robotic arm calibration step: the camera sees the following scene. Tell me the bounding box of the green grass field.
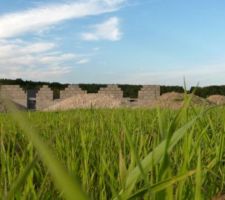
[0,105,225,199]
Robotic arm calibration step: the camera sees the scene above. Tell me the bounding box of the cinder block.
[98,85,123,99]
[60,85,86,99]
[36,85,53,110]
[0,85,27,107]
[138,85,160,102]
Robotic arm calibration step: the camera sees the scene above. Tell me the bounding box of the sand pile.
[156,92,185,109]
[45,94,122,111]
[159,92,184,101]
[0,101,6,112]
[207,95,225,105]
[0,100,26,112]
[140,92,213,109]
[44,92,216,111]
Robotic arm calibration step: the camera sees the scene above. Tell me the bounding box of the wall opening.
[27,89,37,110]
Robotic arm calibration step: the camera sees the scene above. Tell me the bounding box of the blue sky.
[0,0,225,86]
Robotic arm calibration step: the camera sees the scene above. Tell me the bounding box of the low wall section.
[0,85,27,107]
[98,85,123,99]
[36,85,54,110]
[138,85,160,102]
[0,84,161,110]
[60,85,86,99]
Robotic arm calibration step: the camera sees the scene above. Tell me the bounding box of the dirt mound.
[45,92,215,111]
[45,94,122,111]
[0,102,6,112]
[0,100,27,112]
[159,92,184,101]
[207,95,225,105]
[142,92,213,109]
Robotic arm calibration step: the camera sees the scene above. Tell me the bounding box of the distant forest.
[0,78,224,98]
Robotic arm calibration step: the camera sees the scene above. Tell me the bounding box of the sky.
[0,0,225,86]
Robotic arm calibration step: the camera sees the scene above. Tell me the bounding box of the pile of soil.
[44,92,216,111]
[0,100,27,112]
[212,194,225,200]
[207,95,225,105]
[45,94,122,111]
[0,101,6,112]
[159,92,184,102]
[139,92,213,109]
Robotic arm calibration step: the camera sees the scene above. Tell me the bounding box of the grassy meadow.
[0,104,225,199]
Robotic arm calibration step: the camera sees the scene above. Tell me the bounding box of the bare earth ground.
[44,92,225,111]
[212,194,225,200]
[0,100,26,112]
[44,94,122,111]
[146,92,213,109]
[1,92,224,112]
[207,95,225,105]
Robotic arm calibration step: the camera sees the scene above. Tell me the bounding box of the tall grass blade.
[6,157,37,200]
[118,108,209,199]
[127,169,196,200]
[0,96,88,200]
[195,149,202,200]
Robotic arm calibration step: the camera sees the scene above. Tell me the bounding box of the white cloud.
[0,39,88,80]
[0,0,126,38]
[0,39,56,58]
[22,42,56,54]
[76,58,90,64]
[82,17,122,41]
[1,66,71,81]
[93,47,100,51]
[0,0,126,81]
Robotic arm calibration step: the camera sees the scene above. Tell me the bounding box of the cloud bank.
[81,17,122,41]
[0,0,125,38]
[0,39,87,80]
[0,0,126,80]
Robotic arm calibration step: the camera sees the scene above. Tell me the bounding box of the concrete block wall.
[36,85,54,110]
[60,84,86,99]
[0,85,27,107]
[0,84,161,110]
[138,85,160,102]
[98,84,123,99]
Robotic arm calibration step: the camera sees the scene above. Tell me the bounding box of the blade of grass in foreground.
[195,149,202,200]
[1,96,88,200]
[6,156,37,199]
[127,169,196,200]
[117,107,211,199]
